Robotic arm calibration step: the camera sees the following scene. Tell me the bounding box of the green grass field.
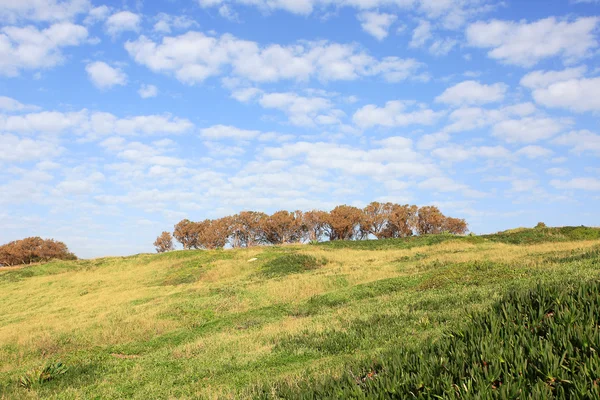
[1,227,599,399]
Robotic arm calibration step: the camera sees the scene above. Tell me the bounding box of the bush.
[0,237,76,267]
[261,254,327,278]
[536,222,548,229]
[254,279,600,399]
[19,361,68,389]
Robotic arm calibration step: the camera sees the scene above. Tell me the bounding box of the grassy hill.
[0,227,599,399]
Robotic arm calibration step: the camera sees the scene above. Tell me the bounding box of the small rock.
[247,258,258,262]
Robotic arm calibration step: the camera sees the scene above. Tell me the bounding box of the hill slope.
[0,227,599,399]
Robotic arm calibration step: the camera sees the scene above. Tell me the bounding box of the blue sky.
[1,0,599,258]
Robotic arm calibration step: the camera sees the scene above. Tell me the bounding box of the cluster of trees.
[154,203,468,253]
[0,237,77,267]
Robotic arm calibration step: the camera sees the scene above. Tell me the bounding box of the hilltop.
[1,226,599,399]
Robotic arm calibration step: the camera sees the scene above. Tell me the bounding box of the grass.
[255,279,600,399]
[0,227,598,399]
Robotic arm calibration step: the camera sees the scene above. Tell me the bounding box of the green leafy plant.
[19,361,68,389]
[254,280,600,399]
[260,254,327,278]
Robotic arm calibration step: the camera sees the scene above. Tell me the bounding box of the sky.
[0,0,599,258]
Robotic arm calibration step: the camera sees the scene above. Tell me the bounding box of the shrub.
[261,254,327,278]
[254,279,600,399]
[153,231,174,253]
[0,238,76,267]
[19,361,68,389]
[536,222,548,229]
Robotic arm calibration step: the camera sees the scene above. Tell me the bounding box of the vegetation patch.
[275,312,423,356]
[156,254,232,286]
[255,279,600,399]
[483,226,600,245]
[291,276,420,317]
[544,246,600,264]
[260,254,327,278]
[18,361,68,390]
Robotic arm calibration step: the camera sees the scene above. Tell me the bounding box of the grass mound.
[255,279,600,399]
[483,226,600,245]
[313,226,600,250]
[261,254,327,278]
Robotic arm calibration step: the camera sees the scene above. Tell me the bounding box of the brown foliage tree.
[159,203,468,251]
[154,232,174,253]
[229,211,267,247]
[383,204,418,238]
[0,237,76,266]
[173,219,200,249]
[261,210,305,244]
[302,210,328,242]
[443,217,468,235]
[360,202,394,239]
[416,206,446,235]
[197,218,230,249]
[325,205,363,241]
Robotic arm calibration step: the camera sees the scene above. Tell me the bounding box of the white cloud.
[0,109,193,138]
[418,176,486,198]
[553,130,600,155]
[125,32,426,84]
[358,11,397,40]
[138,84,158,98]
[435,80,507,106]
[194,0,492,28]
[218,5,238,21]
[353,100,445,129]
[101,138,186,167]
[546,167,570,177]
[417,132,450,150]
[0,0,90,23]
[432,144,511,163]
[200,125,261,140]
[197,0,315,15]
[466,17,599,67]
[521,67,600,113]
[0,133,63,163]
[492,117,567,143]
[85,61,127,90]
[428,38,457,56]
[152,13,198,34]
[263,138,440,179]
[0,22,88,76]
[105,11,141,38]
[0,96,39,112]
[551,177,600,191]
[84,5,110,24]
[231,87,262,102]
[516,145,553,159]
[409,20,431,48]
[529,77,600,113]
[258,92,339,126]
[520,66,587,89]
[443,102,536,133]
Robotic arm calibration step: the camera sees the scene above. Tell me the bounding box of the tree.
[229,211,267,247]
[302,210,328,242]
[0,237,76,266]
[443,217,468,235]
[416,206,446,235]
[262,210,304,244]
[197,218,230,249]
[173,219,199,249]
[383,204,418,238]
[154,232,174,253]
[360,202,394,239]
[325,205,363,241]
